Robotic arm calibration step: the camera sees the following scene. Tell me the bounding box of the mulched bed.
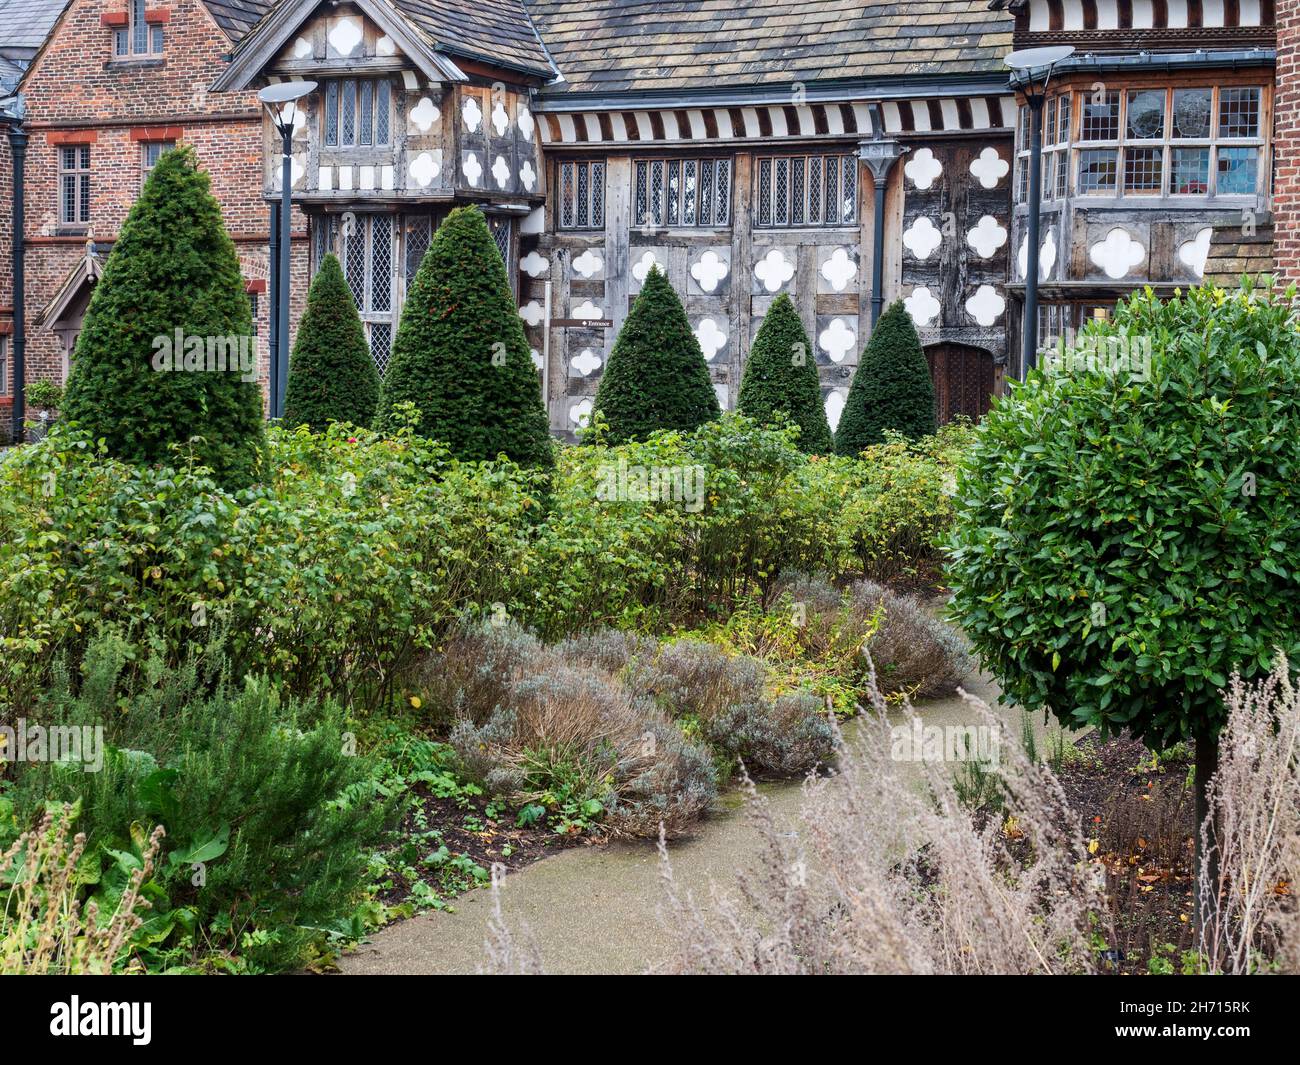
[373,779,586,913]
[1055,732,1198,974]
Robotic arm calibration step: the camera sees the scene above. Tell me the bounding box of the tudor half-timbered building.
[1,0,1289,439]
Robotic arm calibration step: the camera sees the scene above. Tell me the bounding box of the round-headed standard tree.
[61,146,263,488]
[947,282,1300,907]
[738,293,833,453]
[592,265,719,444]
[835,300,936,456]
[377,206,552,466]
[283,253,380,431]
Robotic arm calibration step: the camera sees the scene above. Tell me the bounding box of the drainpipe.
[858,117,905,328]
[8,121,27,443]
[268,201,280,415]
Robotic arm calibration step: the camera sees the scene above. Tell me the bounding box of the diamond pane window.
[557,161,604,230]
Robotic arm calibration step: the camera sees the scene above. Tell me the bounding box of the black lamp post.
[1005,45,1073,378]
[858,118,904,328]
[8,121,27,443]
[257,81,315,419]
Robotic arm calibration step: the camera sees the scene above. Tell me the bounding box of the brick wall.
[1275,8,1300,282]
[13,0,307,407]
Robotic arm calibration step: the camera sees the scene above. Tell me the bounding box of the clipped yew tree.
[592,265,719,444]
[283,253,379,431]
[738,293,833,453]
[61,146,263,488]
[378,206,551,466]
[947,283,1300,869]
[835,300,936,456]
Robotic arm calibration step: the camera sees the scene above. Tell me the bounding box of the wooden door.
[926,343,995,425]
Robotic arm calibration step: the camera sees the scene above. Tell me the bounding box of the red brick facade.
[5,0,306,419]
[1275,7,1300,283]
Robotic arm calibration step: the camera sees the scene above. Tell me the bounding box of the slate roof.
[397,0,554,75]
[203,0,276,42]
[525,0,1015,96]
[0,0,69,57]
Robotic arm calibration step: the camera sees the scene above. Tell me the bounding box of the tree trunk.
[1194,731,1221,947]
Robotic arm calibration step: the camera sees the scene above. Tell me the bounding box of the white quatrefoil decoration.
[530,348,544,370]
[1089,228,1146,280]
[631,251,663,285]
[820,248,857,292]
[376,35,396,56]
[409,97,440,133]
[517,107,534,141]
[966,215,1008,259]
[462,97,483,133]
[327,18,362,55]
[491,155,511,189]
[571,349,602,376]
[819,318,856,363]
[572,300,604,320]
[408,152,440,188]
[825,390,846,432]
[904,148,943,190]
[1017,230,1058,281]
[754,249,795,293]
[690,250,730,293]
[694,318,727,360]
[969,146,1009,189]
[1178,227,1213,278]
[572,249,603,279]
[289,155,305,188]
[462,153,483,186]
[904,286,941,328]
[519,160,537,191]
[714,383,729,411]
[965,284,1006,327]
[292,36,311,59]
[518,301,545,327]
[519,251,549,277]
[491,101,510,137]
[903,216,942,260]
[569,398,593,428]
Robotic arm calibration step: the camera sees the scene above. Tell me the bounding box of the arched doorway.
[925,343,996,425]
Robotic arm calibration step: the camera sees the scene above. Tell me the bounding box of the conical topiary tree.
[283,254,379,431]
[61,146,263,488]
[737,293,833,453]
[377,206,552,466]
[835,300,936,456]
[592,265,719,444]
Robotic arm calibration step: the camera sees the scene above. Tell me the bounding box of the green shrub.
[25,381,64,412]
[592,266,719,444]
[836,300,936,455]
[738,293,833,453]
[378,207,552,466]
[0,421,538,712]
[60,147,264,490]
[3,636,393,972]
[283,254,380,431]
[947,282,1300,753]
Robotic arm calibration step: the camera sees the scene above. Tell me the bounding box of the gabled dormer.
[211,0,551,204]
